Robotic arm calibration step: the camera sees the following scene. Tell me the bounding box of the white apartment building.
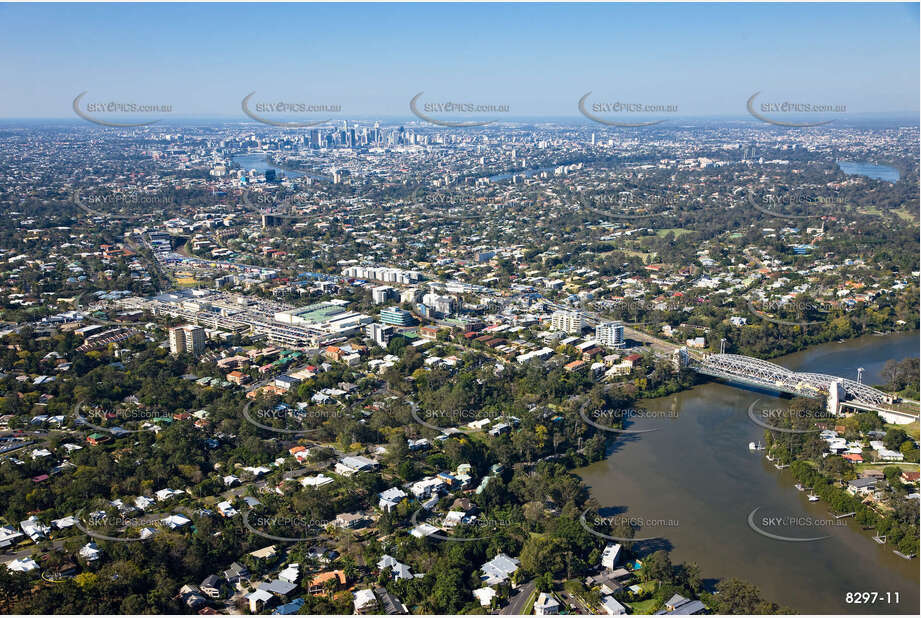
[595,321,625,349]
[342,265,422,284]
[551,310,584,334]
[372,286,394,304]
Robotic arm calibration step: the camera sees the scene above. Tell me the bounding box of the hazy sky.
[0,2,918,119]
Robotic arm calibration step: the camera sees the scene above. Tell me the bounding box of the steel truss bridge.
[692,354,894,406]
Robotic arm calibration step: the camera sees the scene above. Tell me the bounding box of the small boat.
[808,493,819,502]
[748,441,764,451]
[794,484,804,491]
[893,551,915,560]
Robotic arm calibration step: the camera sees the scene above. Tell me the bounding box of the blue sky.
[0,2,918,119]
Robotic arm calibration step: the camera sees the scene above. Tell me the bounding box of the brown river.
[577,332,920,614]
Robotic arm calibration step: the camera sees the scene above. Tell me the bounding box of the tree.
[883,428,909,451]
[708,578,786,614]
[520,535,566,577]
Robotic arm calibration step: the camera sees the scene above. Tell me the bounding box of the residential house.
[222,561,249,584]
[847,477,877,496]
[377,554,413,580]
[473,587,497,608]
[374,587,408,615]
[379,487,408,512]
[601,595,627,616]
[334,512,367,529]
[335,455,378,476]
[353,589,378,614]
[307,570,346,595]
[480,553,520,586]
[654,594,707,615]
[179,584,208,609]
[534,592,561,615]
[199,575,224,599]
[247,588,275,614]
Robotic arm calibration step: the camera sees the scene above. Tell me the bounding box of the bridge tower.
[672,347,689,371]
[827,378,845,416]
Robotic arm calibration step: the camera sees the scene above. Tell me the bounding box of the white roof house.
[5,557,39,572]
[378,487,408,511]
[377,554,413,580]
[135,495,156,510]
[473,587,497,607]
[301,474,335,489]
[410,523,440,538]
[410,476,445,498]
[353,588,378,613]
[79,541,102,561]
[480,553,520,586]
[279,563,300,584]
[337,455,377,475]
[534,592,561,615]
[247,588,274,614]
[161,514,192,529]
[601,595,627,615]
[154,488,185,501]
[0,526,24,548]
[20,516,50,542]
[216,501,238,518]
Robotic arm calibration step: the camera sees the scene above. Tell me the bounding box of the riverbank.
[576,331,920,614]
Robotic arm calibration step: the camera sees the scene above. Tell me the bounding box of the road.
[559,589,594,614]
[501,580,536,615]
